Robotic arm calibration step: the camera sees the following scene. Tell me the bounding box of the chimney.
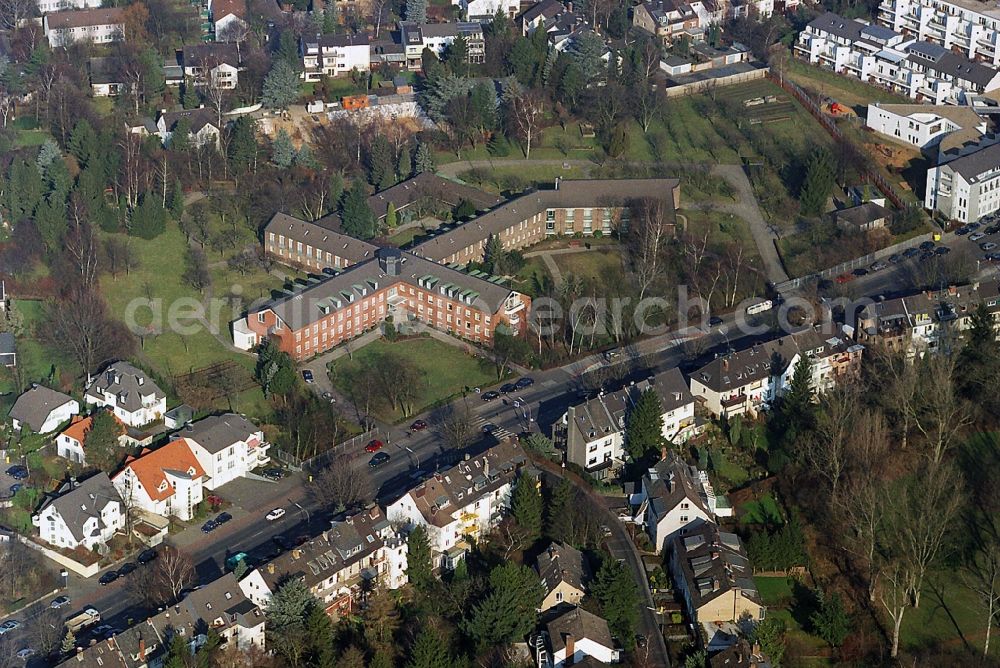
[267,563,275,574]
[554,176,561,190]
[660,446,668,461]
[483,460,490,477]
[722,358,729,372]
[565,634,575,664]
[139,638,146,659]
[713,577,721,591]
[464,453,470,461]
[567,1,573,12]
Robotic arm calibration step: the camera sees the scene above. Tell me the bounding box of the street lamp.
[290,500,310,524]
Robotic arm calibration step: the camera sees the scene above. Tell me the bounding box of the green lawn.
[513,255,551,296]
[552,250,625,287]
[740,493,783,526]
[901,573,998,657]
[755,576,795,606]
[785,59,913,111]
[327,337,497,423]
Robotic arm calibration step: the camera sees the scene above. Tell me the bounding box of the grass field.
[327,337,497,422]
[740,493,783,526]
[755,576,831,664]
[901,572,998,657]
[784,59,913,110]
[552,250,625,287]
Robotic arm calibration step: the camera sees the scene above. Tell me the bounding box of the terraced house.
[878,0,1000,66]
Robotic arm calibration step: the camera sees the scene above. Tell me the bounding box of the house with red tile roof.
[56,411,127,466]
[111,438,206,521]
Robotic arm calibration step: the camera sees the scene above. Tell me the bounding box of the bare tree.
[310,463,372,512]
[628,197,672,302]
[63,211,101,289]
[879,557,911,659]
[912,354,972,465]
[32,608,66,657]
[152,545,196,603]
[0,0,35,30]
[808,387,858,502]
[507,89,545,160]
[434,401,475,452]
[964,519,1000,657]
[41,290,135,375]
[104,237,139,279]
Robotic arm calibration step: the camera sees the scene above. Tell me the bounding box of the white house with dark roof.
[178,413,270,489]
[33,473,123,551]
[878,0,1000,67]
[155,108,222,149]
[182,43,242,89]
[300,33,371,81]
[925,137,1000,222]
[43,7,125,47]
[633,453,726,552]
[85,361,167,427]
[543,606,620,667]
[9,385,79,433]
[399,21,486,70]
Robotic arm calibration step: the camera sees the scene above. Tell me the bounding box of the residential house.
[234,247,532,359]
[866,102,987,154]
[856,280,1000,354]
[33,473,123,552]
[36,0,101,14]
[88,57,126,97]
[43,8,125,47]
[557,367,696,480]
[834,201,890,232]
[688,327,864,418]
[385,438,527,569]
[399,21,486,71]
[543,606,620,667]
[535,541,589,612]
[9,385,79,433]
[670,523,765,624]
[182,43,242,89]
[458,0,520,21]
[925,137,1000,223]
[177,413,270,489]
[112,438,207,521]
[210,0,249,40]
[56,412,127,465]
[300,33,371,81]
[796,12,1000,104]
[85,361,167,427]
[155,108,222,149]
[520,0,567,35]
[240,506,407,618]
[632,0,725,44]
[709,639,775,668]
[878,0,1000,67]
[633,452,728,552]
[0,332,14,368]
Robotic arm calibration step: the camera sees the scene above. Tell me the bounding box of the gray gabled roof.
[86,361,165,413]
[0,332,14,356]
[941,139,1000,182]
[178,413,259,455]
[545,606,615,653]
[643,453,711,522]
[9,385,76,432]
[39,473,122,543]
[535,541,588,596]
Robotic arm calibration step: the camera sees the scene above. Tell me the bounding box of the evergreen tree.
[340,182,376,239]
[592,558,640,648]
[36,139,60,175]
[956,303,1000,409]
[511,472,542,540]
[271,128,295,168]
[169,179,185,220]
[482,233,506,274]
[277,30,302,70]
[305,603,337,666]
[406,524,433,589]
[397,143,412,180]
[130,193,168,240]
[810,590,851,648]
[369,650,394,668]
[625,388,665,461]
[322,5,337,32]
[85,410,124,472]
[751,618,786,666]
[336,646,366,668]
[163,634,189,668]
[60,630,76,655]
[181,78,200,109]
[406,0,426,23]
[767,355,815,471]
[569,32,606,82]
[462,563,542,649]
[68,119,97,168]
[406,627,452,668]
[262,60,301,110]
[367,135,396,190]
[255,339,298,398]
[266,579,316,666]
[295,144,319,169]
[227,116,258,173]
[170,117,192,153]
[799,148,836,217]
[447,33,469,73]
[414,141,435,174]
[385,202,398,229]
[546,478,574,542]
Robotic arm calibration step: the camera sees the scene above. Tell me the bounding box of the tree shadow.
[790,580,819,632]
[921,577,973,654]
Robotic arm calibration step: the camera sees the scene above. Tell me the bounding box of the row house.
[400,21,486,70]
[240,506,407,618]
[300,33,371,82]
[85,361,167,428]
[55,574,264,668]
[856,280,1000,354]
[688,326,864,419]
[878,0,1000,67]
[410,178,681,265]
[368,172,501,225]
[233,247,531,360]
[112,438,206,521]
[33,473,123,552]
[796,12,1000,104]
[386,438,528,570]
[43,7,125,47]
[925,137,1000,222]
[556,368,696,481]
[174,413,270,489]
[633,452,732,552]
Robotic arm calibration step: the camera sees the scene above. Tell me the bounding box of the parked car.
[482,423,498,434]
[260,468,285,481]
[970,232,987,242]
[365,439,384,453]
[16,648,34,660]
[708,316,724,327]
[117,562,136,577]
[0,620,19,634]
[919,250,936,261]
[969,222,982,230]
[888,253,902,264]
[216,512,232,524]
[870,261,888,272]
[852,267,868,277]
[499,383,517,394]
[272,535,293,550]
[5,466,28,480]
[986,225,1000,235]
[266,508,286,521]
[137,549,157,565]
[956,226,971,236]
[919,240,937,250]
[835,273,854,284]
[902,247,921,258]
[982,242,998,251]
[481,391,500,401]
[369,452,391,468]
[410,420,427,431]
[201,520,218,533]
[935,246,952,254]
[301,369,314,383]
[50,596,71,609]
[98,571,119,586]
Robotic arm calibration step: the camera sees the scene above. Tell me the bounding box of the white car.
[0,620,20,634]
[970,232,986,242]
[16,648,35,660]
[266,508,286,521]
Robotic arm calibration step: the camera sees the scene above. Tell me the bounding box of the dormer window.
[158,480,168,492]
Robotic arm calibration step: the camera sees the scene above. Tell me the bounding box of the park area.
[326,336,497,423]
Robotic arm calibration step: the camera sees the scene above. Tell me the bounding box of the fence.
[273,428,378,473]
[662,66,769,98]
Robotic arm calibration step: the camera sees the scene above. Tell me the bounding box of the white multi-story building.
[33,473,123,552]
[878,0,1000,67]
[866,102,987,153]
[796,12,1000,104]
[85,361,167,428]
[43,7,125,47]
[458,0,520,21]
[399,21,486,70]
[176,414,270,490]
[37,0,101,14]
[925,137,1000,222]
[300,34,371,81]
[112,438,206,521]
[385,439,527,570]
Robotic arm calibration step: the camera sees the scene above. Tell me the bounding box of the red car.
[410,420,428,431]
[835,273,855,284]
[365,439,385,453]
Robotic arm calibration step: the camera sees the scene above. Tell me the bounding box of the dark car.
[902,247,921,258]
[936,245,953,254]
[708,316,724,327]
[301,369,314,383]
[969,222,982,230]
[117,562,137,577]
[852,267,868,276]
[919,251,936,261]
[817,279,833,291]
[201,520,218,533]
[888,253,902,264]
[482,423,498,434]
[368,452,391,468]
[410,419,427,431]
[9,484,22,495]
[98,571,119,586]
[137,549,157,565]
[515,377,535,389]
[986,225,1000,235]
[5,466,28,480]
[481,391,500,401]
[955,226,971,235]
[261,468,285,481]
[499,383,517,394]
[919,240,937,250]
[216,512,232,524]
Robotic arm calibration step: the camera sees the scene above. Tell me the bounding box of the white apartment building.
[37,0,101,14]
[878,0,1000,66]
[399,21,485,70]
[385,439,527,570]
[300,33,371,82]
[85,361,167,428]
[458,0,520,21]
[43,7,125,47]
[797,12,1000,104]
[866,102,987,152]
[33,474,123,552]
[111,439,206,521]
[925,137,1000,222]
[175,413,270,490]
